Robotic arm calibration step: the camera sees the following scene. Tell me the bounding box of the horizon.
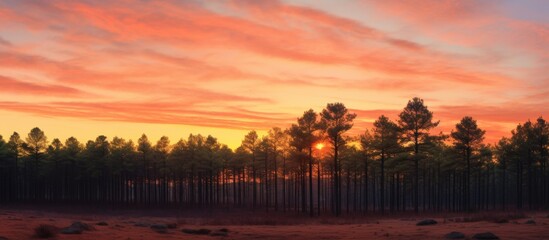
[1,0,548,149]
[2,103,547,150]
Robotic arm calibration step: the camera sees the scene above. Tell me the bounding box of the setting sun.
[315,143,325,150]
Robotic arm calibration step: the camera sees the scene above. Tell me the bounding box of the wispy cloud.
[0,75,88,97]
[0,0,546,145]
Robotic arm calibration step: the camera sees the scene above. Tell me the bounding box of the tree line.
[0,98,548,216]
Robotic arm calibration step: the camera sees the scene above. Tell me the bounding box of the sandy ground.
[0,208,548,239]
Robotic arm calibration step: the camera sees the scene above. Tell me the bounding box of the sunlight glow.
[315,143,325,150]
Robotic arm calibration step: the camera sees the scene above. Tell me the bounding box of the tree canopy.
[0,98,547,216]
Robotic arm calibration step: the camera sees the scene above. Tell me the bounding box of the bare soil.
[0,206,547,239]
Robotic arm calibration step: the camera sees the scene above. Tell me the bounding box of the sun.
[315,143,324,150]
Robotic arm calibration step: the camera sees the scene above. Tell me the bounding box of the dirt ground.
[0,207,548,239]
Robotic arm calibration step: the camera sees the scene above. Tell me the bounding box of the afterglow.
[0,0,547,148]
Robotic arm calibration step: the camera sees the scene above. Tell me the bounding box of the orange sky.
[0,0,547,149]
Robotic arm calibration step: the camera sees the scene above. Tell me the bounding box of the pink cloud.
[362,0,549,60]
[0,0,545,145]
[0,75,88,97]
[0,101,293,131]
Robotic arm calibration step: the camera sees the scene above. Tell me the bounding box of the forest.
[0,97,547,217]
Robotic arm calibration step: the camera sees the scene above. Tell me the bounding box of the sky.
[0,0,547,149]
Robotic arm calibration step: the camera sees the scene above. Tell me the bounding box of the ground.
[0,206,548,239]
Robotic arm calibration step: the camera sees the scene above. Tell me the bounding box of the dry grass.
[0,207,548,240]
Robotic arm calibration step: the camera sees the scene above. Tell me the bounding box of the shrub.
[34,224,58,239]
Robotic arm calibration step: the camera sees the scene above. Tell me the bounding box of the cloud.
[361,0,549,60]
[0,37,11,46]
[434,104,548,124]
[0,0,546,145]
[2,0,529,89]
[0,101,293,131]
[362,0,495,24]
[0,75,89,97]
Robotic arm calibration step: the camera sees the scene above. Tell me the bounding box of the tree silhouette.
[137,134,152,205]
[267,127,286,211]
[451,116,485,211]
[7,132,22,201]
[153,136,170,205]
[495,137,512,209]
[289,109,320,216]
[242,131,259,209]
[533,118,549,207]
[319,103,356,216]
[360,130,374,212]
[0,135,9,202]
[371,115,400,214]
[398,97,439,213]
[0,101,547,216]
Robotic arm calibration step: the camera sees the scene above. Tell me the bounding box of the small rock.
[182,228,212,235]
[34,224,59,238]
[463,217,474,222]
[472,232,499,239]
[416,219,437,226]
[525,219,536,224]
[445,231,465,239]
[197,229,212,235]
[493,219,508,224]
[61,227,82,234]
[96,221,108,226]
[61,221,94,234]
[210,231,228,237]
[134,222,149,227]
[70,221,95,231]
[218,228,229,233]
[167,223,177,229]
[151,224,168,233]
